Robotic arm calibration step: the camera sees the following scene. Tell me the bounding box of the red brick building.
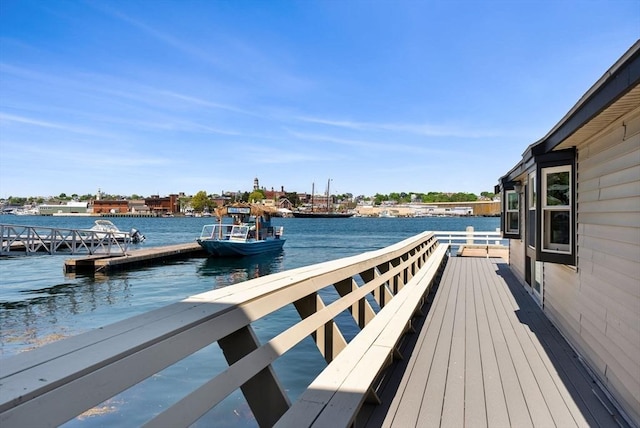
[145,194,179,215]
[92,200,129,214]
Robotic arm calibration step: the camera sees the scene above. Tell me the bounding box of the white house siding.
[508,237,526,283]
[543,107,640,424]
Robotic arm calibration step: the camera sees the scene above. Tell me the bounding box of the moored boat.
[197,204,285,257]
[293,179,354,218]
[90,219,145,243]
[291,211,354,218]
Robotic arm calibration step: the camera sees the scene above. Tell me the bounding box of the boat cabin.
[200,205,282,243]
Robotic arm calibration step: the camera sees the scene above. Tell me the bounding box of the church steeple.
[253,177,259,191]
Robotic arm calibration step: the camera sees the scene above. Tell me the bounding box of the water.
[0,215,499,426]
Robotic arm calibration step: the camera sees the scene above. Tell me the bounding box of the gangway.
[0,224,130,256]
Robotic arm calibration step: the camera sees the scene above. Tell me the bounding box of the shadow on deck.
[363,257,625,428]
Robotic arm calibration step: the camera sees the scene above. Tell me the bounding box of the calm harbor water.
[0,215,500,427]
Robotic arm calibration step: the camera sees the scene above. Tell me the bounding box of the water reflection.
[0,276,135,355]
[197,252,284,289]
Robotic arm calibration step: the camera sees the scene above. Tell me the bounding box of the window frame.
[527,171,537,249]
[500,181,521,239]
[541,165,572,254]
[505,190,520,235]
[535,149,576,266]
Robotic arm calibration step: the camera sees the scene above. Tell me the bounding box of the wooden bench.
[275,244,449,427]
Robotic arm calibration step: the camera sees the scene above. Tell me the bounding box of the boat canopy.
[214,203,276,219]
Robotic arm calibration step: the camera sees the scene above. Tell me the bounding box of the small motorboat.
[197,204,285,257]
[90,220,145,243]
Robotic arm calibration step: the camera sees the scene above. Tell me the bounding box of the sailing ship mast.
[327,178,332,213]
[291,179,354,218]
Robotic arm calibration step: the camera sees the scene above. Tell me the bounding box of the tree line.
[370,191,495,205]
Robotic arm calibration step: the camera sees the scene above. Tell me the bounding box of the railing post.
[0,225,5,256]
[335,277,376,329]
[293,293,347,363]
[218,326,290,427]
[466,226,474,244]
[360,267,393,310]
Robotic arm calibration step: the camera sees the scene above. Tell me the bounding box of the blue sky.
[1,1,638,199]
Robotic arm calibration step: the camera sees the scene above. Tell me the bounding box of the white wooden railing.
[0,224,130,256]
[434,227,505,255]
[0,231,448,427]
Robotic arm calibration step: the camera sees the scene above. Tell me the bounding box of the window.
[500,148,575,266]
[527,172,536,248]
[505,190,519,234]
[541,165,571,253]
[535,148,575,266]
[500,181,521,239]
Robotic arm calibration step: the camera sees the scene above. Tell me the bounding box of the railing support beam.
[335,277,376,329]
[293,294,347,363]
[218,326,290,427]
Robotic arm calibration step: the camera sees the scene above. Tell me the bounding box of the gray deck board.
[473,259,510,427]
[378,251,456,427]
[490,262,620,427]
[463,260,486,428]
[370,257,621,428]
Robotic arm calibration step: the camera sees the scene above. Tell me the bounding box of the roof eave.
[499,40,640,185]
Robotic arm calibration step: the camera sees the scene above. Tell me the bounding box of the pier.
[0,231,622,427]
[0,224,132,256]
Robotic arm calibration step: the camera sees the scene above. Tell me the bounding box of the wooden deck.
[364,257,623,428]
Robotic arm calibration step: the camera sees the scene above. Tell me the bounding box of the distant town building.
[92,199,129,214]
[145,194,179,215]
[263,185,287,201]
[39,201,90,215]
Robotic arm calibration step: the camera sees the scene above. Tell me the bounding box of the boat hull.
[197,238,285,257]
[291,212,354,218]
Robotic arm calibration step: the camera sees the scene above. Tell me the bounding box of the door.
[525,172,544,306]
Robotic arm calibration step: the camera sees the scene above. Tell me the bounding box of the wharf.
[64,242,207,273]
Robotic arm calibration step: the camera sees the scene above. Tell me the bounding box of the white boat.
[90,220,145,243]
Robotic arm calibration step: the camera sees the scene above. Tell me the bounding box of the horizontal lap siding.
[542,265,583,369]
[546,109,640,425]
[508,239,526,284]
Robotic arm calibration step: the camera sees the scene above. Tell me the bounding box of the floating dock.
[65,242,208,274]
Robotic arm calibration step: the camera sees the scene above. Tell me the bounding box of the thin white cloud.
[0,113,115,138]
[285,129,456,156]
[89,3,223,68]
[241,144,338,164]
[155,90,252,115]
[90,2,315,96]
[3,138,169,168]
[296,116,508,138]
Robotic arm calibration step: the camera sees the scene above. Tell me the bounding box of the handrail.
[434,228,505,252]
[0,231,442,427]
[0,224,129,255]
